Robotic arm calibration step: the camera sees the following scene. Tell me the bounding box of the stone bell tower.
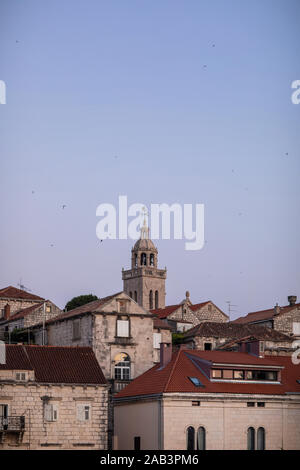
[122,210,166,311]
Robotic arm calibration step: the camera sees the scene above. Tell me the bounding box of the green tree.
[65,294,98,311]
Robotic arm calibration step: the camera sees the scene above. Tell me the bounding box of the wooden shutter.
[153,333,161,349]
[117,320,129,337]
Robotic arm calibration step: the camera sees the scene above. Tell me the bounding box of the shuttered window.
[293,322,300,335]
[117,320,129,337]
[153,332,161,349]
[44,404,58,422]
[77,404,91,421]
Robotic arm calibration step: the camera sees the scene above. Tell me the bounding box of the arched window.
[197,427,206,450]
[155,290,159,309]
[114,353,130,381]
[257,427,265,450]
[134,254,137,267]
[129,291,133,299]
[247,427,255,450]
[150,253,154,266]
[134,291,137,302]
[141,253,147,266]
[149,290,153,310]
[186,426,195,450]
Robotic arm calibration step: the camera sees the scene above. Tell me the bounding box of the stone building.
[233,296,300,337]
[122,217,167,311]
[0,286,62,338]
[32,291,171,390]
[0,344,108,450]
[114,345,300,450]
[0,286,45,318]
[0,300,62,333]
[183,321,296,355]
[150,291,228,332]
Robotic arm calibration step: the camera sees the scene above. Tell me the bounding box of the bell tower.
[122,209,167,311]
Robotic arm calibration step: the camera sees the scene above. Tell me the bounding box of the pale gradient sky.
[0,0,299,319]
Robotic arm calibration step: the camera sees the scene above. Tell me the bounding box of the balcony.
[112,380,131,394]
[0,416,25,432]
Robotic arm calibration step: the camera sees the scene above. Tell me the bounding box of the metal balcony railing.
[0,416,25,432]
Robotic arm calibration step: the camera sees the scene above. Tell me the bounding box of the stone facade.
[0,381,108,450]
[33,292,171,383]
[1,301,62,332]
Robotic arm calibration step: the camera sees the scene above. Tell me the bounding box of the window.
[134,436,141,450]
[293,322,300,335]
[149,290,153,310]
[247,402,255,407]
[192,401,200,406]
[15,372,27,381]
[257,427,265,450]
[197,427,206,450]
[117,319,129,337]
[188,377,204,387]
[257,402,265,407]
[223,370,233,379]
[129,291,133,299]
[118,301,127,314]
[114,353,130,381]
[46,305,51,313]
[141,253,147,266]
[77,404,90,422]
[204,343,212,351]
[0,404,8,419]
[186,426,195,450]
[153,332,161,349]
[233,370,244,379]
[246,370,277,381]
[155,291,159,309]
[44,404,58,422]
[150,254,154,266]
[72,319,81,340]
[134,254,137,267]
[212,369,222,378]
[247,427,255,450]
[134,291,137,302]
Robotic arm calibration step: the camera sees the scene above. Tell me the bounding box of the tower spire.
[140,206,149,240]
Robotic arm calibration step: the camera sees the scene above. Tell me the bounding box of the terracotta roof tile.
[0,286,44,301]
[184,321,292,341]
[115,350,300,398]
[0,345,107,385]
[233,303,300,324]
[6,302,45,322]
[153,318,172,330]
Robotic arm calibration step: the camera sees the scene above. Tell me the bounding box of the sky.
[0,0,299,319]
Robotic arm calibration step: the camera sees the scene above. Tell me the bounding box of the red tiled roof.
[151,304,181,319]
[184,321,292,341]
[233,303,300,324]
[6,302,45,322]
[151,301,227,319]
[0,286,44,301]
[153,318,172,330]
[115,350,300,399]
[38,292,123,326]
[0,345,107,385]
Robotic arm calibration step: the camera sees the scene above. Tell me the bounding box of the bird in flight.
[62,205,66,209]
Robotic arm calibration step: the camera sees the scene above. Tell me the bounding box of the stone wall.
[273,306,300,335]
[0,381,108,450]
[169,302,228,328]
[0,299,39,318]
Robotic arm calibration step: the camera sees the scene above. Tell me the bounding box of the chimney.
[4,304,10,320]
[160,342,172,368]
[274,303,280,315]
[288,295,297,306]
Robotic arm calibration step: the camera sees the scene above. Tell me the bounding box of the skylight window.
[188,377,204,387]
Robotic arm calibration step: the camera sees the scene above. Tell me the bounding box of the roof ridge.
[163,349,182,392]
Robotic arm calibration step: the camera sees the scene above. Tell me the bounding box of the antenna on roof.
[17,278,32,292]
[226,301,238,321]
